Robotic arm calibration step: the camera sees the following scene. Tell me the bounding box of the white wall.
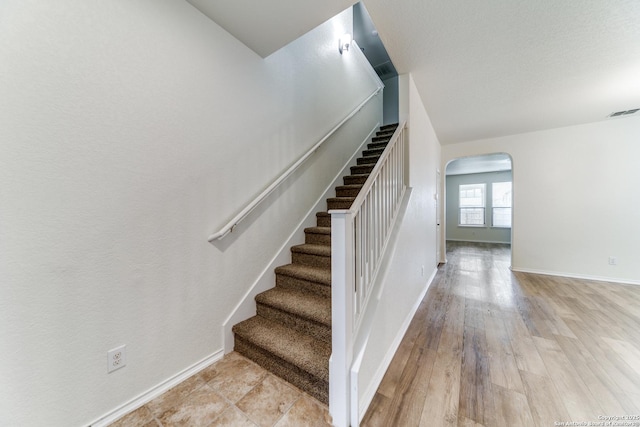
[354,74,441,419]
[442,116,640,284]
[445,170,513,243]
[0,1,381,425]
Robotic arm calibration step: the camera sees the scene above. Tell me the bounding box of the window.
[492,181,512,227]
[459,183,485,226]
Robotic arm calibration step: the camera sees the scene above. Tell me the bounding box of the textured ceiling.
[364,0,640,143]
[186,0,640,144]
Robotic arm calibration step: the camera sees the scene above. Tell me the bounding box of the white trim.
[89,350,224,427]
[510,267,640,286]
[446,238,510,245]
[330,211,354,427]
[222,124,381,353]
[356,267,437,425]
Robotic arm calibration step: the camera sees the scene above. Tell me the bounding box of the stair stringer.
[222,123,380,353]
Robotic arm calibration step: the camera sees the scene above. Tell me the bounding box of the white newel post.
[329,210,354,427]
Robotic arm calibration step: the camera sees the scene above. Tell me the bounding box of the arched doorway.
[443,153,513,265]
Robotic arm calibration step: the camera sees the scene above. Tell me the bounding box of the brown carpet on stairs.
[232,123,398,405]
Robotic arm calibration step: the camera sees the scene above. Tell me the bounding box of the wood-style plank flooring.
[362,241,640,427]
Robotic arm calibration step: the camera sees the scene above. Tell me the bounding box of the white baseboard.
[446,238,511,245]
[356,266,438,425]
[510,266,640,286]
[222,123,381,353]
[89,349,224,427]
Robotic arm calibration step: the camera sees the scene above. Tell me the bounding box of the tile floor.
[110,352,332,427]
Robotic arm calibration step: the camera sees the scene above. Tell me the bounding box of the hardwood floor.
[361,241,640,427]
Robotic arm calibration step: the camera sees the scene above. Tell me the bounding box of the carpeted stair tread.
[291,243,331,257]
[372,135,391,142]
[304,226,331,235]
[363,147,385,157]
[357,155,380,165]
[291,243,331,269]
[275,263,331,286]
[350,164,374,175]
[256,287,331,342]
[380,123,399,131]
[336,184,364,190]
[343,174,369,185]
[256,287,331,327]
[327,196,356,210]
[376,132,394,138]
[375,131,395,138]
[315,212,331,227]
[327,196,357,202]
[234,338,328,404]
[336,184,363,197]
[304,226,331,246]
[233,316,330,381]
[368,140,389,149]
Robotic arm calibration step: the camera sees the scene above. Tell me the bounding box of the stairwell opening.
[353,2,399,126]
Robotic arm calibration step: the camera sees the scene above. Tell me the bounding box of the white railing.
[207,86,382,242]
[330,122,408,427]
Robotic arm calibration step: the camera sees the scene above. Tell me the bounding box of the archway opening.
[443,153,513,265]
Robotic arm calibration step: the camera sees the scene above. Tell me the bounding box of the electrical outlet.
[608,256,617,266]
[107,345,127,373]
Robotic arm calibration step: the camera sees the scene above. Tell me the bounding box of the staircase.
[232,123,399,404]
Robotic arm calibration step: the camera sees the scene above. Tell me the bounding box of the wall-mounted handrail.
[207,86,383,242]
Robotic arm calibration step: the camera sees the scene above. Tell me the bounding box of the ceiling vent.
[373,61,397,80]
[608,108,640,118]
